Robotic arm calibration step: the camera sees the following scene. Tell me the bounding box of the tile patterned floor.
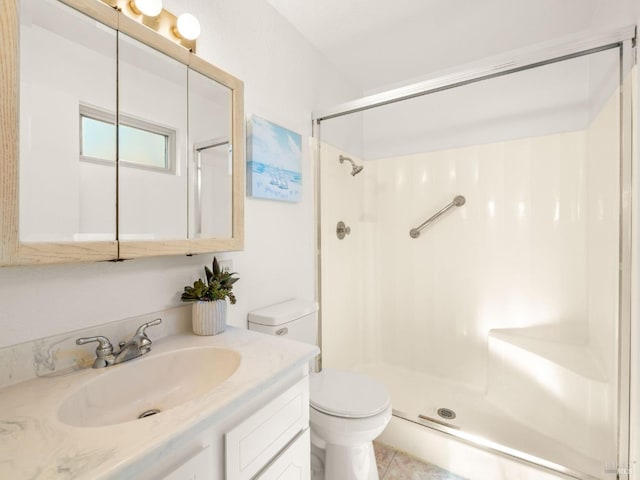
[374,442,468,480]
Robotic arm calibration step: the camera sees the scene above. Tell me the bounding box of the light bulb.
[129,0,162,17]
[176,13,201,40]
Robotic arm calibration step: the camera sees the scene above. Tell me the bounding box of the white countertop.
[0,327,319,479]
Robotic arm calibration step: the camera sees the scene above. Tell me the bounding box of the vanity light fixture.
[174,13,201,40]
[128,0,163,17]
[106,0,199,51]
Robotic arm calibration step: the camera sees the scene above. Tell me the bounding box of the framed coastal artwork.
[247,115,302,202]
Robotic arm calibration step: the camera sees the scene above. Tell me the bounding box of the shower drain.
[138,408,161,419]
[436,407,456,420]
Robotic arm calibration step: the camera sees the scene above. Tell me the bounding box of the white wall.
[267,0,638,95]
[0,0,360,349]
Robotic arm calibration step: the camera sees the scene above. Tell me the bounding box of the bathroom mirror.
[117,33,188,241]
[16,0,118,259]
[188,68,233,239]
[0,0,244,265]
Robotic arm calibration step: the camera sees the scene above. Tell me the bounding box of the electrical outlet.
[218,259,233,272]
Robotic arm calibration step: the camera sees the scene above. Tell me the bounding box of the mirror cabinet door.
[19,0,117,244]
[188,68,233,239]
[5,0,243,265]
[117,33,188,241]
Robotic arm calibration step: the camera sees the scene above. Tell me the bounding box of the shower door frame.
[312,26,636,480]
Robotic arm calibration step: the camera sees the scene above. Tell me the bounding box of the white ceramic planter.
[192,300,227,336]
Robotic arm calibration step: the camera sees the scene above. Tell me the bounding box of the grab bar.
[409,195,466,238]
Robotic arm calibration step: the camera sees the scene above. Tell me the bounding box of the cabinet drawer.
[160,444,213,480]
[225,377,309,480]
[256,429,310,480]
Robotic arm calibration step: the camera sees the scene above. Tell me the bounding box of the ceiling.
[266,0,635,95]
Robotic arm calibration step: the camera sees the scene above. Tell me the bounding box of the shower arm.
[339,155,356,168]
[410,195,466,239]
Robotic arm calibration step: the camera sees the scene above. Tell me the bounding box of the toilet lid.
[310,369,390,418]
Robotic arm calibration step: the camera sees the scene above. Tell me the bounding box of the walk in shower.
[313,29,634,480]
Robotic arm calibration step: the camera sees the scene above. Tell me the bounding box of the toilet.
[248,299,392,480]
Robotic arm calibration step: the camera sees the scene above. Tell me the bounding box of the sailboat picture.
[247,115,302,202]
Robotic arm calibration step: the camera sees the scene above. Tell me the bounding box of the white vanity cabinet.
[130,371,311,480]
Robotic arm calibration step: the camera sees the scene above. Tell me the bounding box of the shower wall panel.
[586,87,620,381]
[369,131,589,390]
[585,86,620,463]
[320,143,369,369]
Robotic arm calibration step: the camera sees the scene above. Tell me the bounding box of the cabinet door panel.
[19,0,117,244]
[257,429,310,480]
[188,68,233,239]
[225,378,309,480]
[161,444,213,480]
[117,33,188,241]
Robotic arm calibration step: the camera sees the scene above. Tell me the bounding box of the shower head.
[339,155,364,176]
[351,164,364,176]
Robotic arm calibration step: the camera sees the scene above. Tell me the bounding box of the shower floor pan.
[352,362,608,480]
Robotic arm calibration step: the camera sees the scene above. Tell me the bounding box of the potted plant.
[181,257,239,335]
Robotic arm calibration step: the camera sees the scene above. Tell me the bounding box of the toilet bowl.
[309,368,391,480]
[247,300,392,480]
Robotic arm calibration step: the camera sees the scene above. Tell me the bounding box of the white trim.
[617,37,635,479]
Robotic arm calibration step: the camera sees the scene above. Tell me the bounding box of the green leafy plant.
[181,257,239,304]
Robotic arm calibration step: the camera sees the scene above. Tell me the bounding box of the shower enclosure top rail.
[312,25,635,122]
[410,195,465,238]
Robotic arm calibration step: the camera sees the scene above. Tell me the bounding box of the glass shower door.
[317,44,629,479]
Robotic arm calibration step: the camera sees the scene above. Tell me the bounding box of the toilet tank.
[247,299,318,345]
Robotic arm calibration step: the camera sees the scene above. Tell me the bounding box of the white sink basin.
[58,347,241,427]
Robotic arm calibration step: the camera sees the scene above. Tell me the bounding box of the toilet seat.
[310,368,390,419]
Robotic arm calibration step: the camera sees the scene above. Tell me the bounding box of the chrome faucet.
[76,318,162,368]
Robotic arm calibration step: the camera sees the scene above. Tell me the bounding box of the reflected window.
[79,105,175,173]
[81,115,116,161]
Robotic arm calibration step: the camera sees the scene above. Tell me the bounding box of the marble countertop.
[0,327,319,479]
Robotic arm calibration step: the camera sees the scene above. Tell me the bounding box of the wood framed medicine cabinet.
[0,0,244,266]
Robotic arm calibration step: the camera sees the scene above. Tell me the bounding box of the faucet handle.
[135,318,162,338]
[134,318,162,353]
[76,336,114,358]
